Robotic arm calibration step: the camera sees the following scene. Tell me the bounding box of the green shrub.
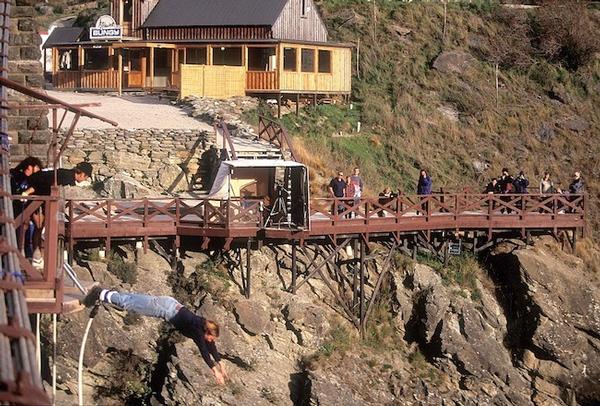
[107,252,137,284]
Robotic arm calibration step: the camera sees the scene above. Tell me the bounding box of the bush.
[529,1,600,70]
[107,252,137,284]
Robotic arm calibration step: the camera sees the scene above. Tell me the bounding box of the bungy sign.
[89,15,122,40]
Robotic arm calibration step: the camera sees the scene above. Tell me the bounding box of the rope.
[78,304,101,406]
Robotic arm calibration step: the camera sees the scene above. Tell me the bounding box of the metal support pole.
[291,241,297,294]
[245,239,252,298]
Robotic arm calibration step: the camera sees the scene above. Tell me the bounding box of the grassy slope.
[258,1,600,237]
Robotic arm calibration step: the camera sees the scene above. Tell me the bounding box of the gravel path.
[46,91,211,130]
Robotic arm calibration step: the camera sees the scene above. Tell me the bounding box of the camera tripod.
[264,186,295,228]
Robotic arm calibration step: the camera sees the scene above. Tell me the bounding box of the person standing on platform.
[328,171,347,215]
[10,157,43,257]
[539,172,554,194]
[21,162,93,268]
[416,169,432,214]
[347,167,364,218]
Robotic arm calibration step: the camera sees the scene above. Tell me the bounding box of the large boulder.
[432,50,477,74]
[157,164,188,192]
[100,173,157,198]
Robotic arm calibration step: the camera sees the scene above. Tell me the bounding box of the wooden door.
[126,49,144,88]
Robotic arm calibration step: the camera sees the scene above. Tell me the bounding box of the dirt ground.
[46,91,211,130]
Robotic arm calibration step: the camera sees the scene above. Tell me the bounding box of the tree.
[483,9,533,107]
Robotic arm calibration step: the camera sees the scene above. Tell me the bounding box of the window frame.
[317,49,332,74]
[283,47,297,72]
[300,48,315,73]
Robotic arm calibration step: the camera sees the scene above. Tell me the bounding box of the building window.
[84,48,109,70]
[283,47,297,71]
[318,50,331,73]
[186,47,207,65]
[123,0,133,22]
[301,0,308,17]
[212,47,243,66]
[58,49,78,71]
[301,48,314,73]
[248,47,276,71]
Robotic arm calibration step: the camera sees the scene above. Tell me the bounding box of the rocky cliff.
[44,236,599,405]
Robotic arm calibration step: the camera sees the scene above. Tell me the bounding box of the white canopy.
[208,159,306,199]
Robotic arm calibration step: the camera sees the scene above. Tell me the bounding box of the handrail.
[61,193,585,234]
[214,119,238,160]
[258,116,298,161]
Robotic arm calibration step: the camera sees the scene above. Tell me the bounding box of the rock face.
[432,50,477,74]
[49,238,600,405]
[489,241,600,405]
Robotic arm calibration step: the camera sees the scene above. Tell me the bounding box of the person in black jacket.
[21,162,93,268]
[82,286,229,385]
[10,157,43,257]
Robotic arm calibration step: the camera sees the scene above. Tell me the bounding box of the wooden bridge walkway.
[18,192,585,333]
[64,192,585,244]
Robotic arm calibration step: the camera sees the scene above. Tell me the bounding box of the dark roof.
[142,0,289,28]
[43,27,85,48]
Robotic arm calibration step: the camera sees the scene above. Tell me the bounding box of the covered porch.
[50,42,180,92]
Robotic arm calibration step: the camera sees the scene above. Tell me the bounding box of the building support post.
[117,48,123,95]
[245,238,252,298]
[149,46,155,89]
[291,241,297,294]
[295,93,300,116]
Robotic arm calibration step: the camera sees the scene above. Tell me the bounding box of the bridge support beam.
[291,241,297,294]
[245,238,252,299]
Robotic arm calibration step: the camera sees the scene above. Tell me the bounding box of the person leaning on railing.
[566,171,584,213]
[10,157,43,257]
[20,162,93,269]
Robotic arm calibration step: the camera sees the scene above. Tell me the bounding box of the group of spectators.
[10,156,93,268]
[484,168,584,196]
[327,166,585,215]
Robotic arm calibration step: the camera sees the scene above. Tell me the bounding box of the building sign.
[448,242,462,256]
[89,15,122,40]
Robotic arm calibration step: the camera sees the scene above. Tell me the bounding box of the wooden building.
[43,0,352,101]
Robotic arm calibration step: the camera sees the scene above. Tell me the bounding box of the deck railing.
[246,71,278,91]
[53,70,118,89]
[62,193,585,238]
[310,193,585,229]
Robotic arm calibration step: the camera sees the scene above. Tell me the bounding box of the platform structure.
[54,192,586,331]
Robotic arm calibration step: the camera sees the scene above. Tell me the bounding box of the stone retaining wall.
[59,128,216,193]
[8,0,50,162]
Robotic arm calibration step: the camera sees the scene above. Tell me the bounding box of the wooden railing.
[63,193,585,238]
[11,195,65,313]
[53,71,80,88]
[214,119,238,159]
[53,70,118,89]
[246,71,278,90]
[66,198,263,234]
[310,193,586,229]
[258,115,298,161]
[81,70,118,89]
